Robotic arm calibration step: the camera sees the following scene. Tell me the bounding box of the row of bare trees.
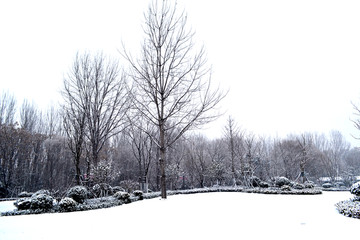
[1,91,359,198]
[0,92,72,197]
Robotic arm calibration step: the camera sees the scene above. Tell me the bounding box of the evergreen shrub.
[59,197,78,212]
[304,181,315,189]
[14,198,32,210]
[250,176,261,187]
[30,194,53,210]
[66,186,88,203]
[133,190,144,200]
[350,182,360,196]
[114,191,131,203]
[259,181,269,188]
[274,177,291,187]
[292,183,305,190]
[281,185,291,191]
[322,183,332,189]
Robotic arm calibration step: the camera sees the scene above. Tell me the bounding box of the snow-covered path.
[0,191,358,240]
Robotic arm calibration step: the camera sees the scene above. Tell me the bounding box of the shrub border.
[143,186,322,199]
[1,186,322,217]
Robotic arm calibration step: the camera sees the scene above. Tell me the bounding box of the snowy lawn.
[0,201,16,213]
[0,191,358,240]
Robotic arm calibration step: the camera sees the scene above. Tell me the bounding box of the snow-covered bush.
[112,186,125,193]
[114,191,131,203]
[274,177,291,187]
[350,182,360,196]
[304,181,314,189]
[249,177,269,188]
[336,199,360,219]
[18,191,33,198]
[292,183,305,190]
[59,197,78,212]
[30,194,54,210]
[133,190,144,200]
[66,186,88,203]
[259,181,269,188]
[281,185,291,191]
[335,182,345,188]
[14,190,54,212]
[32,189,51,197]
[322,183,333,189]
[92,183,113,197]
[14,198,32,210]
[250,176,261,187]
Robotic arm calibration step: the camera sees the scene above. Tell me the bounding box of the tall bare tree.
[63,52,130,185]
[124,0,225,198]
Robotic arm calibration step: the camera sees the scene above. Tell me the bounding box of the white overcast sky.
[1,0,360,146]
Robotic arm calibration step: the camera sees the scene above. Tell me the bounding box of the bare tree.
[275,139,302,180]
[242,132,261,185]
[124,0,225,198]
[44,105,61,138]
[83,54,130,168]
[351,101,360,140]
[0,91,16,126]
[326,130,350,180]
[126,118,155,192]
[223,116,240,186]
[62,102,86,185]
[184,134,210,188]
[20,100,41,133]
[207,139,227,186]
[62,52,130,185]
[295,133,313,183]
[43,136,65,191]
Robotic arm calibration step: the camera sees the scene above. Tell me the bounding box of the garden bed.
[1,186,322,217]
[144,186,322,199]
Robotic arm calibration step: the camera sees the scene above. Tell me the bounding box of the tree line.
[1,93,359,198]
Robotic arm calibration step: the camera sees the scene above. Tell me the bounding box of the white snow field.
[0,191,358,240]
[0,201,16,213]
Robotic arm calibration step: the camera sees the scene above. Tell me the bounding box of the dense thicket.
[1,92,359,198]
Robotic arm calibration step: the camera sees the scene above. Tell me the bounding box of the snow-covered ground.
[0,191,358,240]
[0,201,16,213]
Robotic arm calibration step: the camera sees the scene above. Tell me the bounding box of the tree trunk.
[159,124,167,199]
[75,156,81,185]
